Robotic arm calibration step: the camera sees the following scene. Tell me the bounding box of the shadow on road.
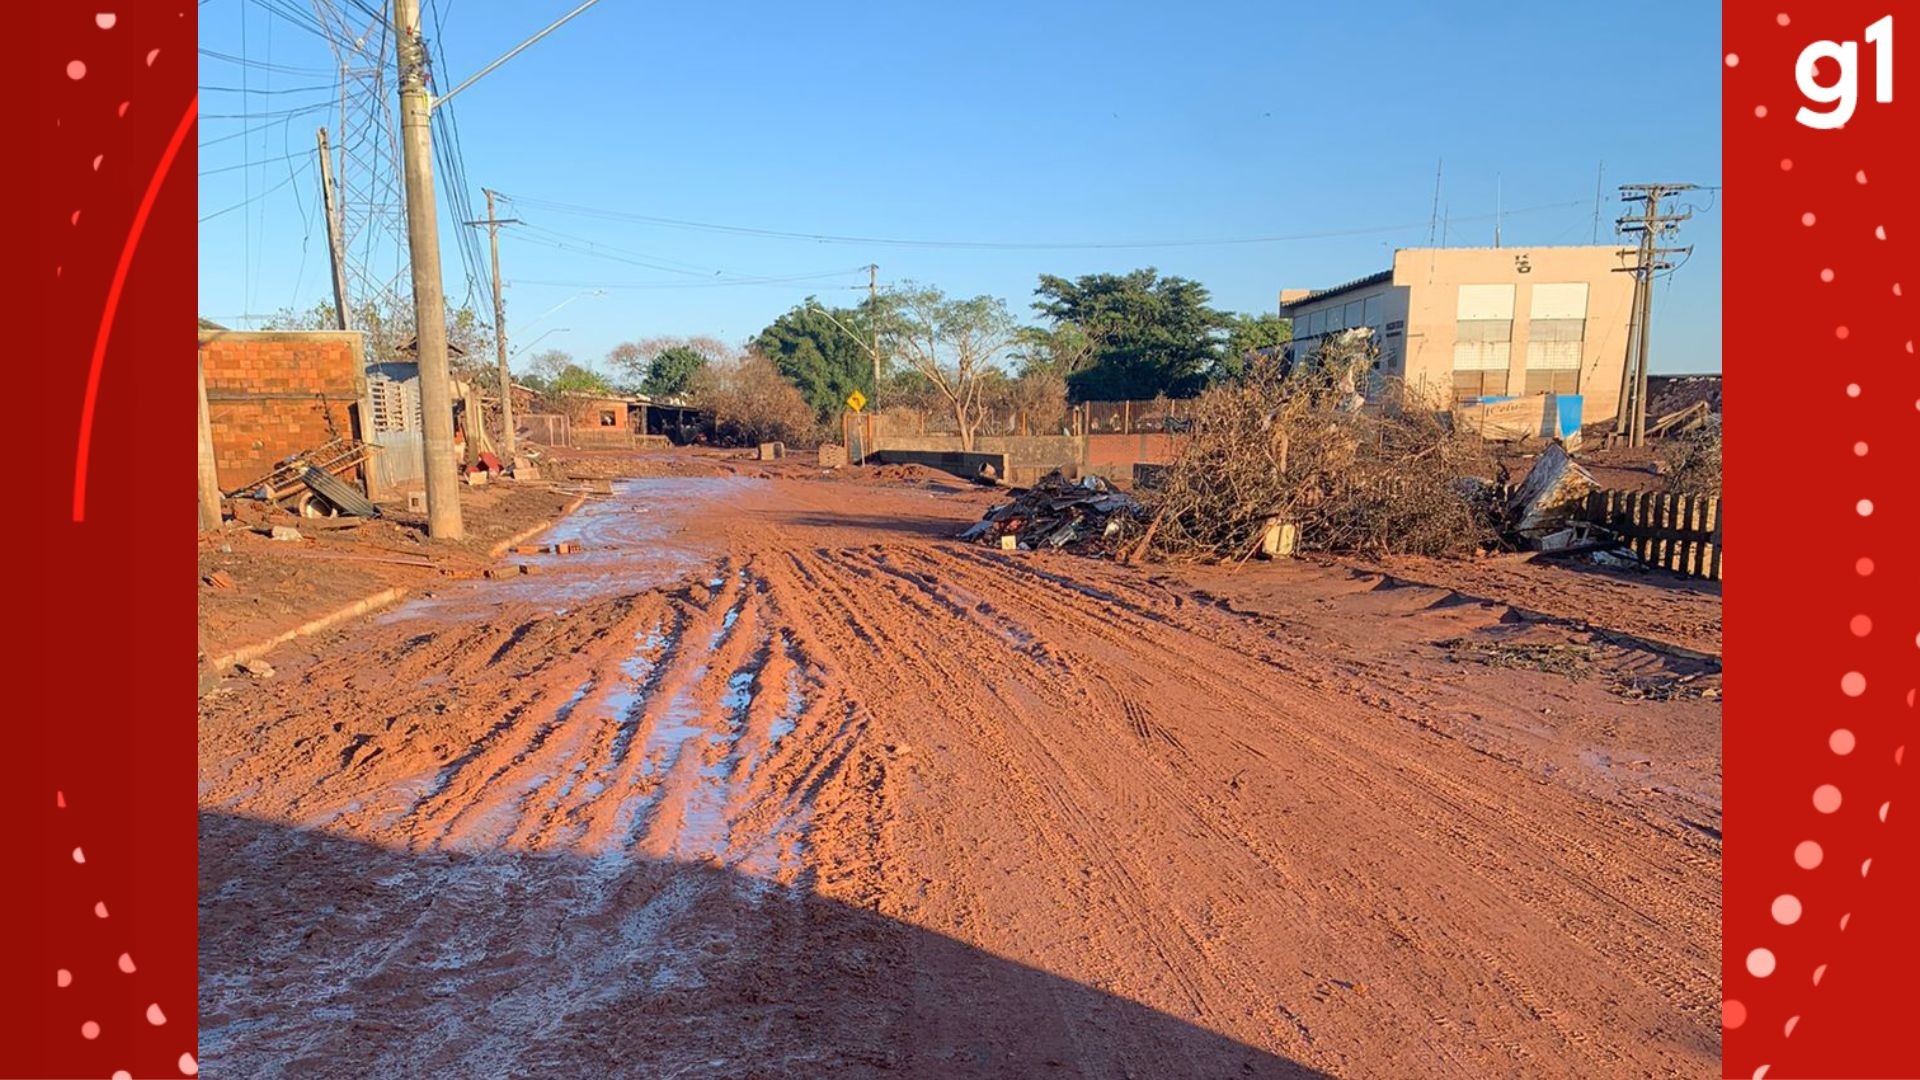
[200,811,1329,1078]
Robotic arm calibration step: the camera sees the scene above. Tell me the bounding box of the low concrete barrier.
[867,448,1009,483]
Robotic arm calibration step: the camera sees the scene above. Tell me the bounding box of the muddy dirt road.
[200,466,1721,1078]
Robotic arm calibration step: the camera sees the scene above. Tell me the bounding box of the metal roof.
[1279,269,1394,313]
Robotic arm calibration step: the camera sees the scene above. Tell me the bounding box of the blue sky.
[198,0,1722,375]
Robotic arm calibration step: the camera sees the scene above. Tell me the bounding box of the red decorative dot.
[1857,169,1870,183]
[1777,12,1791,25]
[1842,672,1867,697]
[67,60,87,80]
[1856,499,1873,517]
[1802,212,1817,226]
[1796,840,1824,868]
[1854,441,1869,456]
[1856,557,1874,576]
[1781,158,1794,171]
[1846,383,1861,397]
[1831,728,1857,753]
[1821,268,1835,282]
[1726,53,1741,66]
[1755,104,1769,118]
[81,1021,100,1040]
[1814,784,1844,813]
[1724,999,1749,1029]
[1835,325,1849,339]
[1850,615,1872,637]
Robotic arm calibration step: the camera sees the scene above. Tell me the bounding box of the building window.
[600,410,617,427]
[1452,284,1514,401]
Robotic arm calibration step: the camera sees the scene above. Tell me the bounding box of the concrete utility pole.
[317,128,352,332]
[197,350,222,530]
[868,263,880,404]
[473,189,522,459]
[1612,183,1697,447]
[395,0,463,539]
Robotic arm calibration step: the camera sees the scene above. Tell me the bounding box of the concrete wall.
[870,434,1082,486]
[1391,246,1634,422]
[198,329,367,487]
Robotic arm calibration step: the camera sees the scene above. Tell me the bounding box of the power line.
[198,46,333,75]
[511,267,874,291]
[199,81,335,94]
[495,192,1592,251]
[200,164,302,222]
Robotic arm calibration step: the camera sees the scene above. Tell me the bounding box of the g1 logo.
[1797,15,1893,129]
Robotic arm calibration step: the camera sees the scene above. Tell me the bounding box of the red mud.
[199,456,1720,1078]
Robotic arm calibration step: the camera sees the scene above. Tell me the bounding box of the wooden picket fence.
[1584,489,1723,581]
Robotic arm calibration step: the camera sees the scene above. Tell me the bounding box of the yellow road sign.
[846,389,868,412]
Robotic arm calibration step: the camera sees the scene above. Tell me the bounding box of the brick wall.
[199,330,366,487]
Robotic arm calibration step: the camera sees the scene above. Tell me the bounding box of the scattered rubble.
[1507,444,1597,539]
[269,525,304,543]
[959,471,1143,551]
[236,658,276,679]
[204,570,237,590]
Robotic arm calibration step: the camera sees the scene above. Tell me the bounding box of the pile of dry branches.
[1125,341,1500,562]
[1661,415,1722,497]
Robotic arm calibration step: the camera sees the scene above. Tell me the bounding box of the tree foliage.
[752,300,875,420]
[689,351,820,447]
[1031,269,1227,402]
[605,335,733,399]
[1217,312,1294,380]
[877,283,1019,451]
[264,294,497,384]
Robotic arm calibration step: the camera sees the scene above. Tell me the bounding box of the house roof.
[198,316,229,331]
[394,335,469,359]
[1278,269,1394,313]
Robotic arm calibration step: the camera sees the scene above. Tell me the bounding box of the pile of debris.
[959,471,1142,551]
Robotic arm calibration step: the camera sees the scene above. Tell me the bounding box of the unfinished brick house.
[197,327,370,491]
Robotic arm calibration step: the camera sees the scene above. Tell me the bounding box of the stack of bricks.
[199,330,365,483]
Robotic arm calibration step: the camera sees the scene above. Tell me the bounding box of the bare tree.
[878,284,1019,451]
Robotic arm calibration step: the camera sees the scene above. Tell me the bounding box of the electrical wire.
[201,167,300,222]
[496,193,1593,252]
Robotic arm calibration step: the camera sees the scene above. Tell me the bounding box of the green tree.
[752,300,875,420]
[1217,312,1294,380]
[877,283,1019,451]
[642,345,708,398]
[1030,269,1227,401]
[605,336,731,399]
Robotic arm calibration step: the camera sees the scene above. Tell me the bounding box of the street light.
[805,298,883,407]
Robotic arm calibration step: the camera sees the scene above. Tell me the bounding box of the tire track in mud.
[200,477,1718,1077]
[796,538,1712,1074]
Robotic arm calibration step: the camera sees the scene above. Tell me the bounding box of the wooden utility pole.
[395,0,463,538]
[317,128,352,332]
[1612,183,1696,447]
[868,263,881,406]
[479,189,521,459]
[197,350,222,530]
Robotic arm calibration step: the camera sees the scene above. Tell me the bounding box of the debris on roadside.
[1440,637,1595,678]
[1507,444,1597,540]
[269,525,304,543]
[236,658,276,679]
[204,570,237,590]
[959,470,1143,551]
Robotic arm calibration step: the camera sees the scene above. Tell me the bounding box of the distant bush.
[690,351,821,448]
